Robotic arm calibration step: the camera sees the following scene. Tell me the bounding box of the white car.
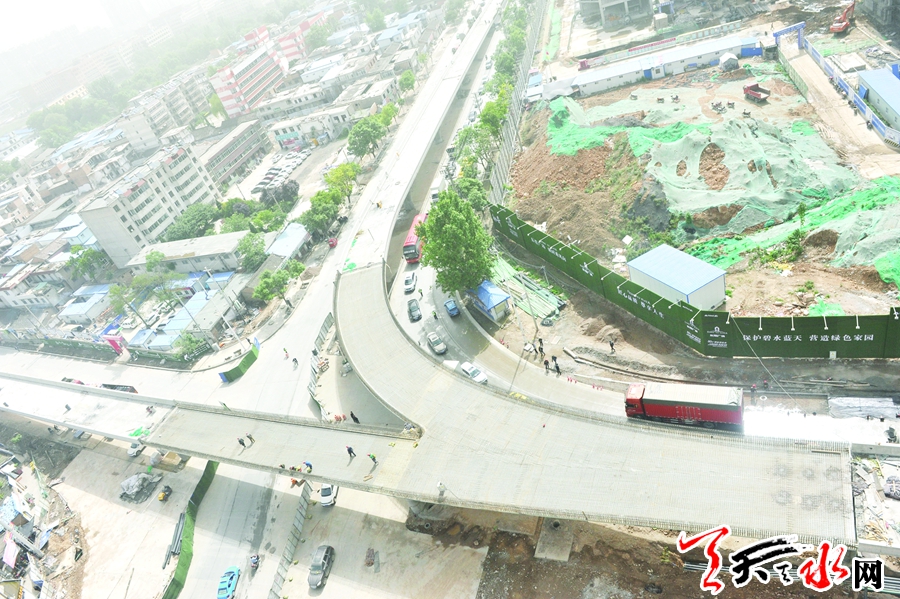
[127,442,144,457]
[460,362,487,384]
[403,272,417,293]
[426,332,447,355]
[320,483,337,507]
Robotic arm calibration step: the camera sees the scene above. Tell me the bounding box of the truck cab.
[624,383,647,418]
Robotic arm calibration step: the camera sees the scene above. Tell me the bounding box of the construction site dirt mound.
[676,159,687,176]
[693,204,743,228]
[514,188,622,258]
[698,143,730,190]
[519,107,549,147]
[804,229,839,260]
[509,130,612,197]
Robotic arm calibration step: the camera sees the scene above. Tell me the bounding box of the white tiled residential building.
[79,146,220,268]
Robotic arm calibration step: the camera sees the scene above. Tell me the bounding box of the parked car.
[486,59,493,69]
[251,185,265,194]
[127,443,144,457]
[426,332,447,355]
[273,154,283,163]
[308,545,335,588]
[217,567,240,599]
[460,362,487,384]
[407,299,422,321]
[468,110,477,122]
[444,299,460,317]
[403,272,417,294]
[320,483,337,507]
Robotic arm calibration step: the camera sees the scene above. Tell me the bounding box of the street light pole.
[205,270,246,351]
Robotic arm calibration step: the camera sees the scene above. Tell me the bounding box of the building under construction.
[859,0,900,30]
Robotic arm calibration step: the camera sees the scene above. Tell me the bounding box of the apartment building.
[210,41,287,118]
[79,146,220,268]
[200,120,271,187]
[119,92,178,153]
[860,0,899,30]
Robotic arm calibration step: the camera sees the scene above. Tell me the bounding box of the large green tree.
[418,190,495,294]
[399,70,415,94]
[66,246,114,281]
[237,232,267,272]
[323,162,362,204]
[455,177,489,211]
[347,116,387,160]
[165,203,219,241]
[305,25,330,52]
[479,87,510,139]
[252,260,306,302]
[299,188,342,236]
[378,102,399,128]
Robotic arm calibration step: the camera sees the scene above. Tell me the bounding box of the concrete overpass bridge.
[0,0,856,546]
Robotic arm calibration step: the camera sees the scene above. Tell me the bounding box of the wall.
[491,205,900,359]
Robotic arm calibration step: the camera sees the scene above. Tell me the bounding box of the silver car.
[426,332,447,354]
[403,272,417,294]
[460,362,487,384]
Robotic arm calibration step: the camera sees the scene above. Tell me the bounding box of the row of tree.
[164,181,300,242]
[298,162,361,236]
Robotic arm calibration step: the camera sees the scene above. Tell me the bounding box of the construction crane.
[830,1,855,34]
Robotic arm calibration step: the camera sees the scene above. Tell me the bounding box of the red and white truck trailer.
[625,382,743,431]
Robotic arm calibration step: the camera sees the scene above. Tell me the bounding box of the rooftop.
[627,244,725,295]
[125,231,248,267]
[858,67,900,115]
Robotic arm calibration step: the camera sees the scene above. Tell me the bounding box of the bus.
[402,213,428,263]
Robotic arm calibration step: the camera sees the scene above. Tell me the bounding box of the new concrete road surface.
[335,263,855,544]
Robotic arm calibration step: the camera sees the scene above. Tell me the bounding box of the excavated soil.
[692,204,742,228]
[803,228,839,260]
[510,136,614,198]
[675,159,687,176]
[698,143,730,190]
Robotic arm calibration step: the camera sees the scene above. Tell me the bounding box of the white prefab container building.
[627,244,726,310]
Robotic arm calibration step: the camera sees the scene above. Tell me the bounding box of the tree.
[220,197,259,218]
[797,202,807,227]
[399,70,415,94]
[0,158,20,178]
[252,261,306,302]
[221,213,252,233]
[108,284,149,327]
[378,102,399,127]
[419,190,495,294]
[445,0,466,23]
[305,25,330,52]
[174,333,208,360]
[455,125,495,173]
[237,232,267,272]
[66,246,114,281]
[209,93,227,119]
[323,162,362,204]
[347,116,387,160]
[165,203,219,241]
[366,9,386,31]
[299,188,342,236]
[455,177,489,211]
[251,208,286,232]
[479,88,510,139]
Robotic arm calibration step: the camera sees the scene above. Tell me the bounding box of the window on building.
[113,205,120,212]
[121,216,127,222]
[128,226,134,232]
[135,235,142,242]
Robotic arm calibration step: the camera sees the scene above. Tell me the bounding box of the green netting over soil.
[546,97,710,156]
[544,3,561,61]
[791,120,817,136]
[812,38,879,58]
[808,301,846,317]
[874,251,900,286]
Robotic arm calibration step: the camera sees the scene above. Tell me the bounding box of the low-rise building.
[124,231,249,274]
[79,145,219,268]
[332,77,399,119]
[318,54,380,98]
[269,106,351,149]
[858,66,900,131]
[200,120,271,187]
[254,83,330,122]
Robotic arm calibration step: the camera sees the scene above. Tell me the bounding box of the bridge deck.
[335,263,855,544]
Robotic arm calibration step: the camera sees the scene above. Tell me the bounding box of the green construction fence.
[490,205,900,359]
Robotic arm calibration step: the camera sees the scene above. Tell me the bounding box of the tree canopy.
[455,177,489,211]
[347,116,387,160]
[299,188,342,236]
[66,246,114,281]
[323,162,361,204]
[165,203,220,241]
[399,70,415,93]
[418,190,495,294]
[305,25,330,52]
[252,260,306,302]
[237,232,267,272]
[377,102,399,128]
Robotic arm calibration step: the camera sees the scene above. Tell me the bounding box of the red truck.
[625,382,743,431]
[743,84,771,103]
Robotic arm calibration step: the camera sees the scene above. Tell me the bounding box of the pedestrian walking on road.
[609,340,615,353]
[554,363,561,375]
[246,433,255,444]
[303,461,313,473]
[538,346,544,358]
[543,359,550,371]
[368,453,378,465]
[283,348,289,359]
[346,446,356,457]
[538,338,544,351]
[418,289,423,299]
[551,355,557,364]
[350,411,360,424]
[237,437,246,448]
